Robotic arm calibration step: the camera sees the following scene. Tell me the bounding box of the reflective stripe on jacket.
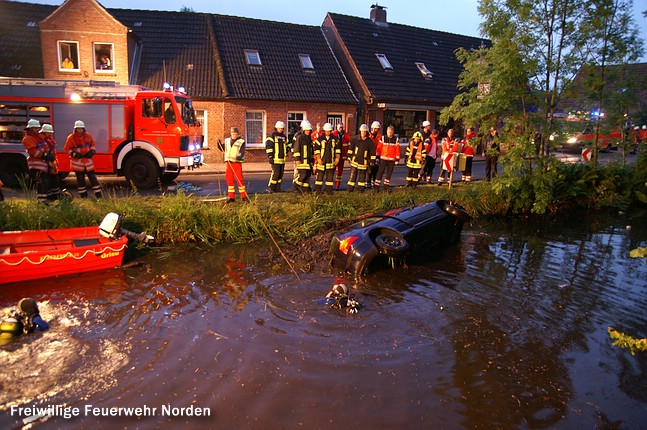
[348,136,376,169]
[377,135,400,161]
[265,132,288,164]
[224,137,245,162]
[64,132,96,171]
[293,134,314,169]
[405,141,426,169]
[314,135,340,170]
[22,131,48,172]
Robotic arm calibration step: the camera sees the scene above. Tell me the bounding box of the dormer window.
[375,53,393,70]
[299,54,314,70]
[245,49,262,66]
[415,62,433,79]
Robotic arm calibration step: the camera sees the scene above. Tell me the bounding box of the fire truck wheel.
[124,153,160,190]
[161,172,180,184]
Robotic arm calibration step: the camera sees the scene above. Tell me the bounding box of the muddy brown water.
[1,210,646,429]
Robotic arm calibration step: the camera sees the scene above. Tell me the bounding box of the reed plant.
[1,156,644,245]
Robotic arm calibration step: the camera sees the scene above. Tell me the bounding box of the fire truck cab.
[0,78,203,189]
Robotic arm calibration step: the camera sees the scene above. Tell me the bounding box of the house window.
[246,111,265,147]
[94,43,114,72]
[195,109,208,148]
[375,53,393,70]
[245,50,262,66]
[299,54,314,70]
[415,62,433,79]
[58,41,79,72]
[327,114,344,129]
[287,112,305,141]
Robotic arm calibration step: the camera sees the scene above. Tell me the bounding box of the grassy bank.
[1,156,645,244]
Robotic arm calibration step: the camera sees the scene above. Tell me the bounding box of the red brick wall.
[194,99,358,164]
[39,0,129,83]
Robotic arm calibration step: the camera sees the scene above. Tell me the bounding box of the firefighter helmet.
[39,124,54,134]
[323,122,333,131]
[359,124,369,132]
[370,121,381,130]
[275,121,285,129]
[25,119,41,129]
[412,131,423,139]
[422,120,431,127]
[301,120,312,131]
[74,120,86,129]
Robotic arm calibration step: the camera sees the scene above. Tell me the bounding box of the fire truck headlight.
[567,137,577,144]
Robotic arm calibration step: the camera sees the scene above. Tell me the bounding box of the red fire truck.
[0,78,203,189]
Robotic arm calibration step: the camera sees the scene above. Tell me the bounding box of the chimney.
[370,4,387,24]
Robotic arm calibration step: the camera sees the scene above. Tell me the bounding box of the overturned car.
[329,200,470,275]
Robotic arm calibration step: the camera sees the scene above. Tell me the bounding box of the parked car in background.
[329,200,470,275]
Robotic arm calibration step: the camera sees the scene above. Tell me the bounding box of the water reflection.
[1,211,646,429]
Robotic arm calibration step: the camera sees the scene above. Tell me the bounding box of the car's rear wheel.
[375,234,409,258]
[443,204,470,222]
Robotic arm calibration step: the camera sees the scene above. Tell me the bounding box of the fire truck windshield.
[176,96,199,126]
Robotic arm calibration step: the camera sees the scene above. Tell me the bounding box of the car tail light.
[339,236,358,255]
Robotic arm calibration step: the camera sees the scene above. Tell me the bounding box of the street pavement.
[0,150,636,200]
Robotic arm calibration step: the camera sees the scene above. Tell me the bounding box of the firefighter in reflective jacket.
[332,123,351,189]
[347,124,376,192]
[39,123,63,201]
[374,125,400,192]
[293,120,315,193]
[22,119,51,204]
[265,121,289,193]
[405,132,426,188]
[64,120,102,198]
[314,123,340,194]
[218,127,248,203]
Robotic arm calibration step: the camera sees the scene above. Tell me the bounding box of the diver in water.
[317,279,362,314]
[0,298,49,344]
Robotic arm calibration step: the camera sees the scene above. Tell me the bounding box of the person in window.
[164,101,176,124]
[97,54,111,70]
[61,57,74,69]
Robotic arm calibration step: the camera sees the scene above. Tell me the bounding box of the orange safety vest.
[64,131,96,171]
[22,131,48,172]
[377,135,400,161]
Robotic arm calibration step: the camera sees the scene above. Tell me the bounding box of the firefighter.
[368,121,382,188]
[347,124,376,192]
[438,128,457,184]
[292,120,315,193]
[38,123,63,201]
[64,120,102,199]
[405,131,426,188]
[421,120,433,141]
[374,125,401,192]
[265,121,289,193]
[461,127,477,182]
[314,123,340,194]
[218,127,248,203]
[332,122,351,189]
[22,119,51,204]
[419,129,440,183]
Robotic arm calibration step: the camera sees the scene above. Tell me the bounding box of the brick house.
[0,0,358,163]
[322,5,489,140]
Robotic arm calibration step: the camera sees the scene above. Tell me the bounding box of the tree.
[441,0,644,214]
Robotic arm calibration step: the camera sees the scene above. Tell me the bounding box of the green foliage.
[608,327,647,356]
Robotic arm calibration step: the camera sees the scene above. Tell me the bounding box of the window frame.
[287,112,306,141]
[245,49,262,66]
[58,40,80,72]
[375,53,393,70]
[415,62,433,79]
[245,111,266,148]
[298,54,314,70]
[94,42,115,73]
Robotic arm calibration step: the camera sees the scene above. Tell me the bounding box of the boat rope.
[0,243,127,267]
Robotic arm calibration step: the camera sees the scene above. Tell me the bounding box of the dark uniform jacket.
[293,133,314,169]
[265,131,288,164]
[348,135,376,169]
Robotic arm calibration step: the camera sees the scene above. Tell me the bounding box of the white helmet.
[301,120,312,131]
[323,122,333,131]
[26,119,41,129]
[39,124,54,133]
[643,125,647,130]
[359,124,369,132]
[275,121,285,129]
[423,120,431,127]
[74,120,86,129]
[370,121,381,130]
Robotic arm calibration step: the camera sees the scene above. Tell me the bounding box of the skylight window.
[415,62,433,79]
[245,49,262,66]
[299,54,314,70]
[375,53,393,70]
